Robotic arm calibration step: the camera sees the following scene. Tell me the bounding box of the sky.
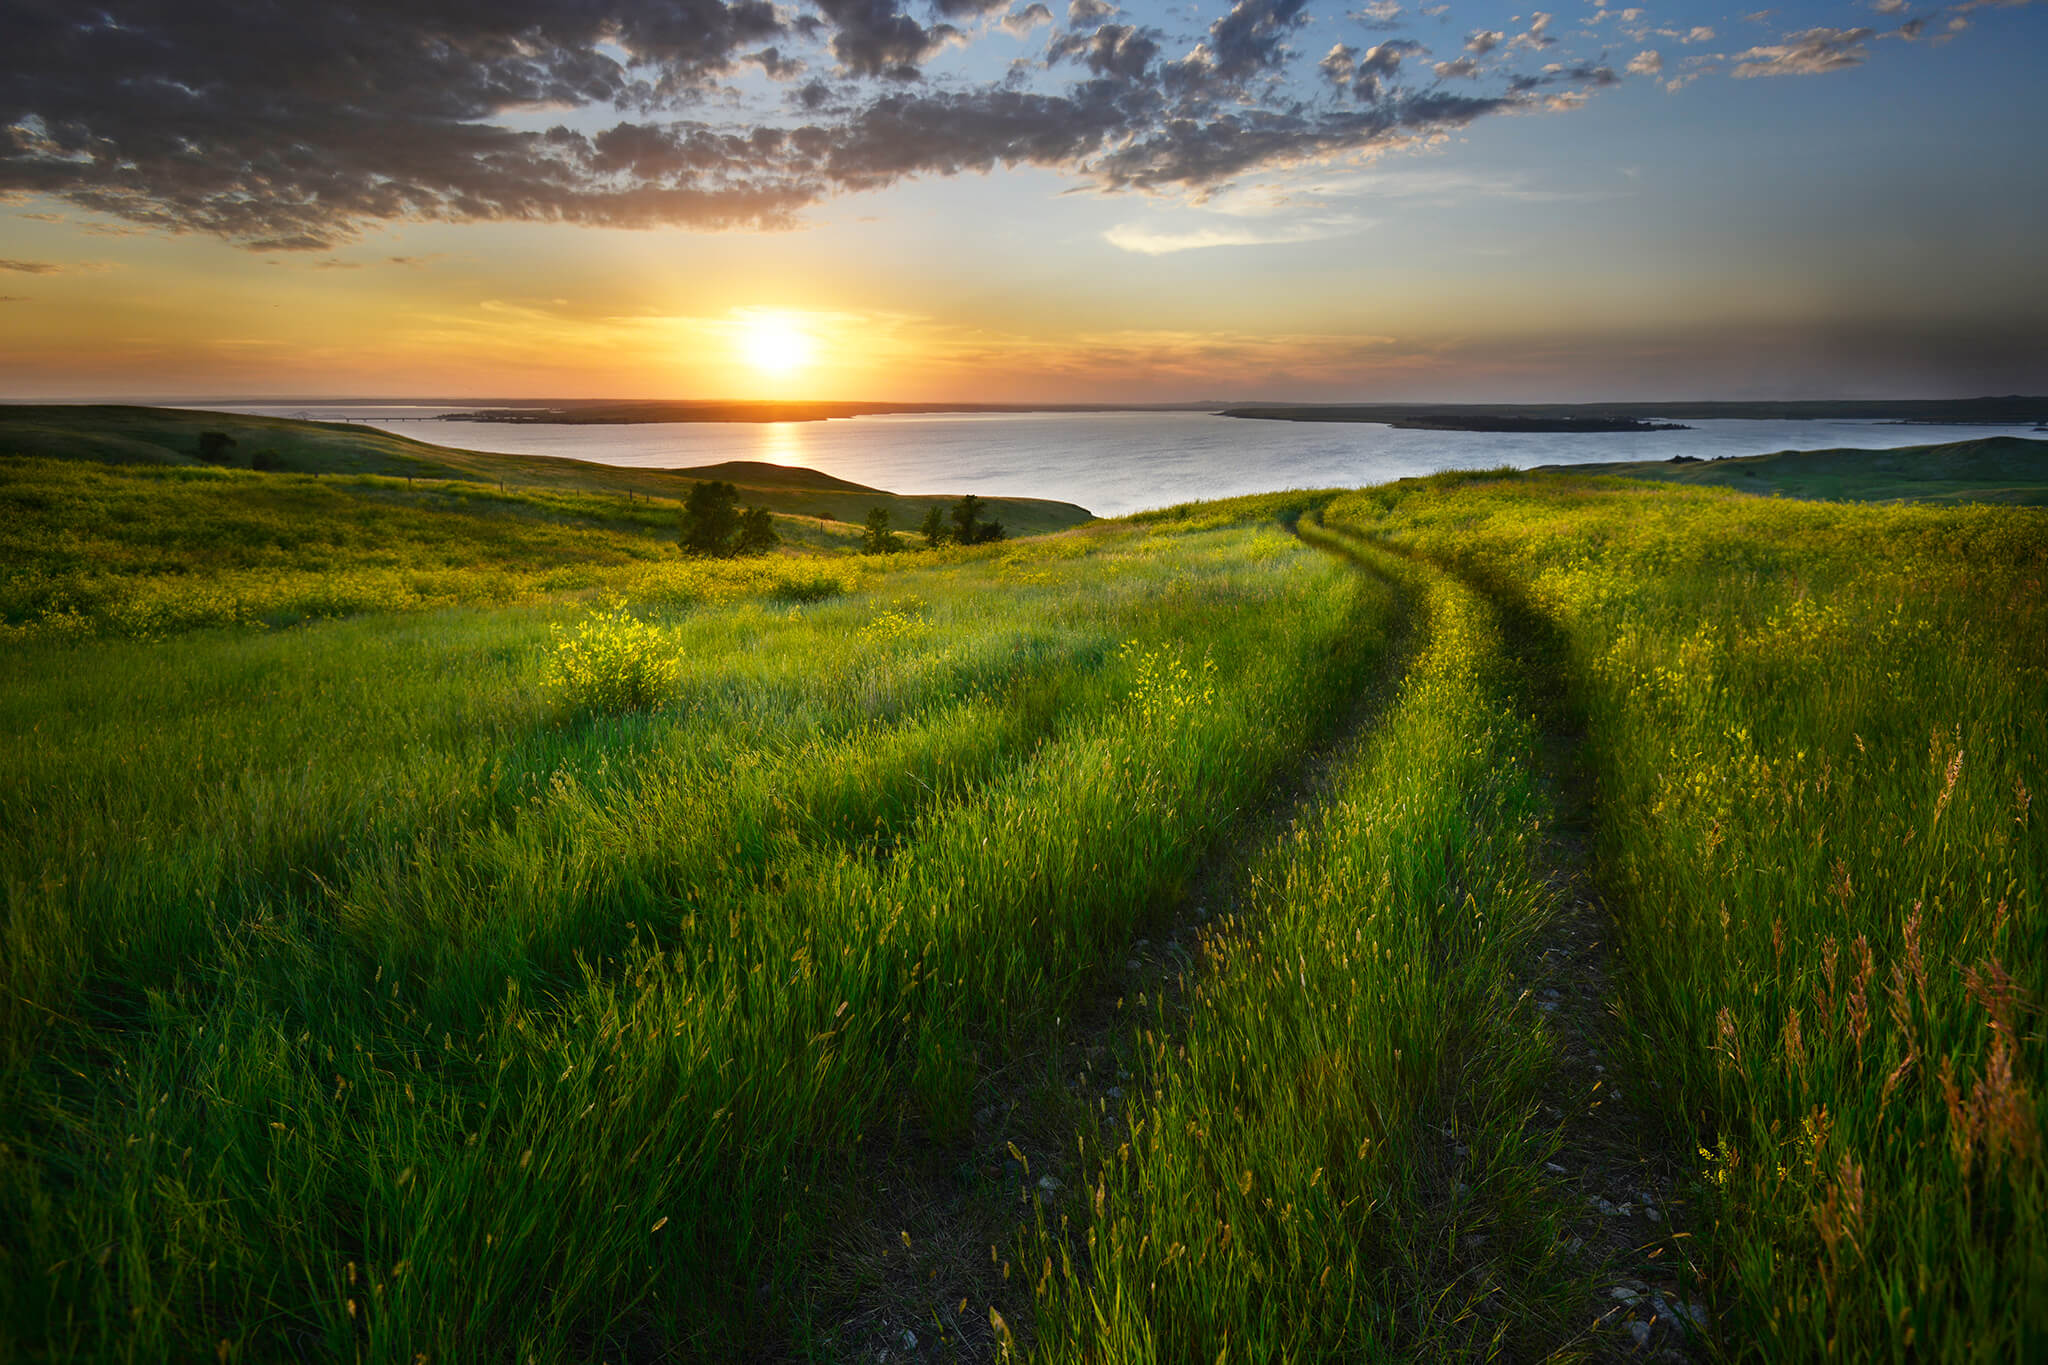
[2,0,2044,402]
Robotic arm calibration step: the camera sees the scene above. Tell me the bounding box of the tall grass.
[1032,540,1575,1360]
[1328,475,2048,1358]
[1,505,1399,1359]
[0,457,870,641]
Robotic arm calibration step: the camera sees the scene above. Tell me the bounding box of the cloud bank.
[2,1,2005,248]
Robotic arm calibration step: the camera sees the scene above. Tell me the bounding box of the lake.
[199,404,2038,518]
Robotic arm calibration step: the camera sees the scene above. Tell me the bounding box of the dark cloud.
[746,47,807,79]
[0,0,1619,247]
[1321,38,1423,101]
[1206,0,1313,81]
[0,259,63,274]
[1049,24,1162,79]
[811,0,954,78]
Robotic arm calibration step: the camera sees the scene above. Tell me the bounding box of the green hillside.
[0,404,1093,535]
[1546,434,2048,504]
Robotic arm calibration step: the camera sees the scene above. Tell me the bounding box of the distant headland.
[1219,396,2048,428]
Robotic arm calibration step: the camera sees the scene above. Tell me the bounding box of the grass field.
[2,425,2044,1361]
[1545,434,2048,505]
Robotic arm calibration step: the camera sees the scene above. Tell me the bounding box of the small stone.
[1645,1206,1662,1223]
[1125,959,1141,972]
[903,1329,919,1351]
[1593,1064,1606,1074]
[1038,1175,1063,1194]
[1610,1287,1640,1303]
[1684,1300,1709,1327]
[1629,1320,1652,1348]
[1539,1001,1559,1012]
[1542,988,1561,1000]
[1104,1086,1124,1102]
[1544,1162,1568,1175]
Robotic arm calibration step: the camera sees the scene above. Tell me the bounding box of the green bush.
[544,597,678,713]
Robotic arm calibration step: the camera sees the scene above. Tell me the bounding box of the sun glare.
[739,313,813,377]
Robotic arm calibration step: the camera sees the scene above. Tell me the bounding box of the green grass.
[0,402,1092,534]
[1032,545,1577,1360]
[1544,435,2048,505]
[1,488,1401,1360]
[1326,470,2048,1359]
[3,431,2045,1362]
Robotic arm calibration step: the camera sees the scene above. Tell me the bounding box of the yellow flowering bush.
[545,598,680,714]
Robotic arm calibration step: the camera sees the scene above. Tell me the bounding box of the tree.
[919,504,948,548]
[950,494,987,546]
[948,494,1006,545]
[681,480,740,555]
[736,505,779,556]
[197,430,237,463]
[862,506,900,555]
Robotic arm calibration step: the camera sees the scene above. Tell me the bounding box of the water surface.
[204,404,2035,518]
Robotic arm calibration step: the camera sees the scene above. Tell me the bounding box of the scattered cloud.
[1465,29,1507,55]
[1627,48,1664,74]
[1435,55,1485,77]
[1732,26,1876,77]
[0,259,63,274]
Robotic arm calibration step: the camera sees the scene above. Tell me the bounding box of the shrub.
[544,597,679,713]
[861,506,900,554]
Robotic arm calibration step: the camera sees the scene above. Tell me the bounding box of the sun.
[739,313,813,377]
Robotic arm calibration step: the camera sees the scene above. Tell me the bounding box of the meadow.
[1,423,2043,1362]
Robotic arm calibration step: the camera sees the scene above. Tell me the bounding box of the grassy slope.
[5,436,2045,1362]
[1328,469,2048,1360]
[0,404,1094,533]
[1544,435,2048,505]
[0,490,1394,1362]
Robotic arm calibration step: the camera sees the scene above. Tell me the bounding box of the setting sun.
[738,313,813,377]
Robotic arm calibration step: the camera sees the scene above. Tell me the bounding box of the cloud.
[0,258,63,274]
[1048,24,1162,80]
[1322,38,1426,100]
[1627,49,1663,74]
[1465,29,1506,55]
[1510,13,1559,50]
[1732,27,1876,77]
[1435,56,1484,78]
[1203,0,1314,82]
[1870,0,1907,11]
[1104,215,1368,253]
[1684,25,1717,42]
[1002,3,1054,35]
[0,0,1621,248]
[1353,1,1405,28]
[813,0,955,78]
